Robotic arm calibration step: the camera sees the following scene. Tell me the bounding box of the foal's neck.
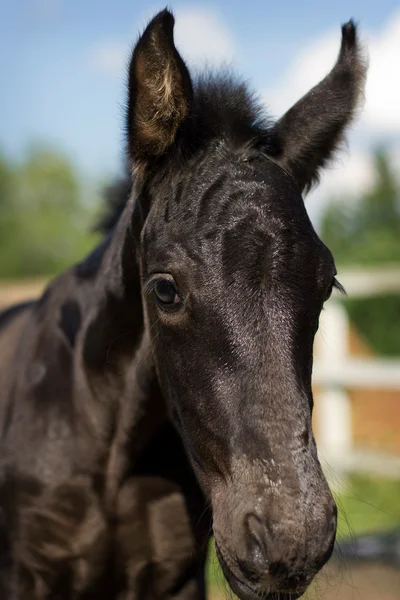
[74,194,166,501]
[78,198,143,387]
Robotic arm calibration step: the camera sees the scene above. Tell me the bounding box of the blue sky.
[1,0,400,195]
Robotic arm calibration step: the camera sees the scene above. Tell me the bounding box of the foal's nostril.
[242,514,308,588]
[241,513,271,575]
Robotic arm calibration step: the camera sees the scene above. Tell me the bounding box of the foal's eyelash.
[142,277,161,296]
[333,278,346,296]
[141,274,179,297]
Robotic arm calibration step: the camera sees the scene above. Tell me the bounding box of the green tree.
[321,150,400,356]
[0,146,98,278]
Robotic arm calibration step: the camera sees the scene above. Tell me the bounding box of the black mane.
[192,71,274,148]
[95,175,132,234]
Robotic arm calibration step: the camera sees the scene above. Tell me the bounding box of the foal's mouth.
[215,543,306,600]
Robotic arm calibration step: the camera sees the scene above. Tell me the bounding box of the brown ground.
[210,563,400,600]
[0,279,47,309]
[312,562,400,600]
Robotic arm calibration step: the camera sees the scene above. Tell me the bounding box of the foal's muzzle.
[216,542,307,600]
[215,490,337,600]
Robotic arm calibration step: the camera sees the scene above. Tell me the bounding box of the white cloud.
[87,7,235,75]
[306,151,376,226]
[363,12,400,132]
[316,151,376,200]
[88,42,129,74]
[265,9,400,133]
[173,8,235,67]
[264,29,341,119]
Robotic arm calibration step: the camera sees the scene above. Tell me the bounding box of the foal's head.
[126,10,365,600]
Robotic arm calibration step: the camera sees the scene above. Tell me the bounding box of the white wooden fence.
[313,266,400,478]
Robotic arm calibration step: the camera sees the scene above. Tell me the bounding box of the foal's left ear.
[269,21,367,194]
[127,9,193,171]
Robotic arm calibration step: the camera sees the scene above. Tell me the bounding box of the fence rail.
[338,266,400,298]
[313,358,400,389]
[314,266,400,477]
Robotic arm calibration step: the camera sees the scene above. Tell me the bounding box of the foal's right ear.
[127,9,193,171]
[268,21,366,194]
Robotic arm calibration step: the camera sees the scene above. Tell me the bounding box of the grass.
[206,473,400,594]
[334,472,400,538]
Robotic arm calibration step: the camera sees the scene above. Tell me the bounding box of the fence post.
[314,300,352,468]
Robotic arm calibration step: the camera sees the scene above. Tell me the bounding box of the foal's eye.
[324,277,345,302]
[324,281,334,302]
[153,280,181,309]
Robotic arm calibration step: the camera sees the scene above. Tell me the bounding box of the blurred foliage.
[345,295,400,357]
[0,146,99,278]
[336,473,400,537]
[321,150,400,356]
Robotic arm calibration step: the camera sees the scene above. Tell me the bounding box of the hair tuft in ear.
[127,9,193,173]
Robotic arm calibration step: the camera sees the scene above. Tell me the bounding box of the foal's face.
[141,150,337,598]
[127,9,365,600]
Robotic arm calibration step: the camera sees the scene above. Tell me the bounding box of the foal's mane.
[96,176,132,235]
[97,71,275,235]
[192,71,273,146]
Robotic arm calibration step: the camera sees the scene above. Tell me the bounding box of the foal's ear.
[269,21,366,194]
[127,9,193,170]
